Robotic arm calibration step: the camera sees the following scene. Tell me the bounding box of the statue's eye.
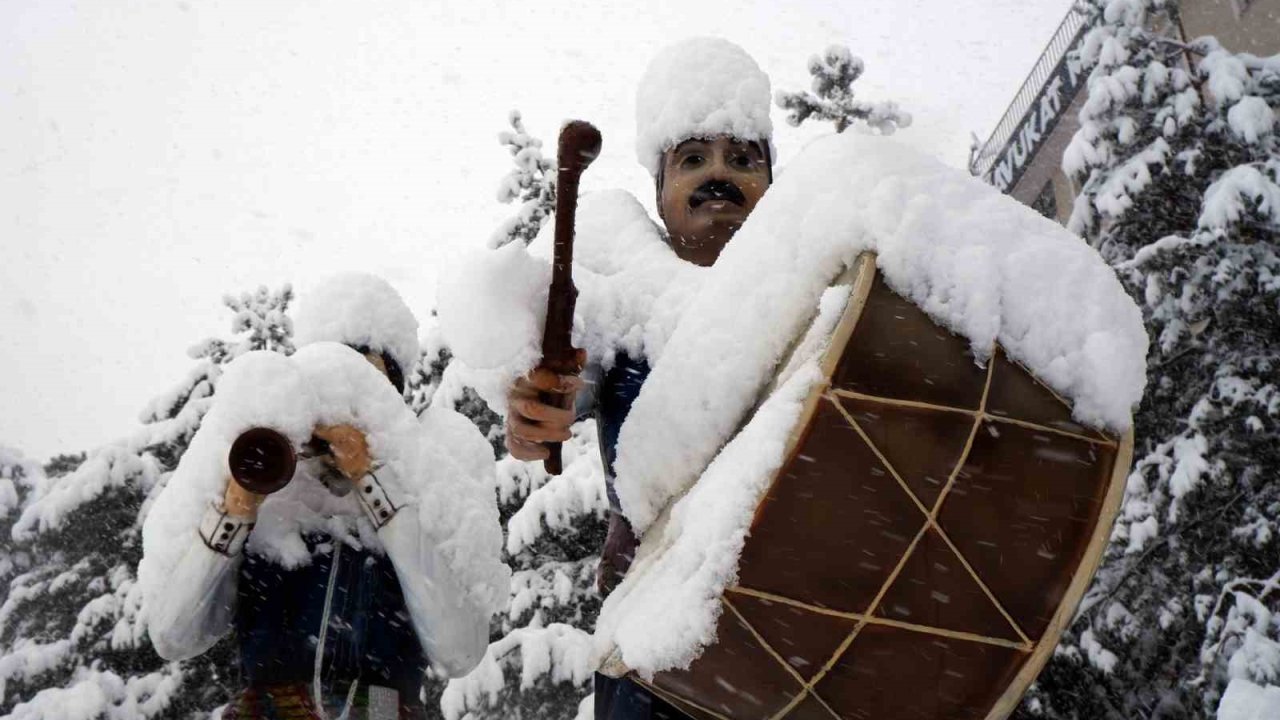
[681,154,705,169]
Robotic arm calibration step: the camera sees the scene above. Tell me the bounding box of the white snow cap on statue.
[294,273,420,375]
[635,37,773,177]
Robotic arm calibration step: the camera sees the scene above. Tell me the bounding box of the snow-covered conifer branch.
[0,284,294,717]
[489,110,557,249]
[505,422,608,556]
[774,45,912,134]
[1026,2,1279,716]
[440,622,594,720]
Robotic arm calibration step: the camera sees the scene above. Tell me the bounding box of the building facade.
[968,0,1280,224]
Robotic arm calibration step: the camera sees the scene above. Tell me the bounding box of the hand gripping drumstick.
[540,120,602,475]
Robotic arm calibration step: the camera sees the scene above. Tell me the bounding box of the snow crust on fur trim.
[634,37,773,177]
[293,273,421,377]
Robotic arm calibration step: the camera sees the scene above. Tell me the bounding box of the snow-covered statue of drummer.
[139,273,509,720]
[502,37,773,720]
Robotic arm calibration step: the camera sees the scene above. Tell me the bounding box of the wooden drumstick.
[540,120,602,475]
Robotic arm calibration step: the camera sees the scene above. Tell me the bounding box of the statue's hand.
[505,353,586,462]
[222,480,266,520]
[312,423,373,480]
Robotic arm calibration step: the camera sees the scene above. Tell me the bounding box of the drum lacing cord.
[312,542,360,720]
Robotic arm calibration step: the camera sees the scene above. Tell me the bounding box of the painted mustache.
[688,180,746,209]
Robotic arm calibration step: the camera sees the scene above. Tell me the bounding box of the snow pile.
[634,37,773,176]
[1206,584,1280,706]
[1201,48,1251,106]
[440,623,594,720]
[437,189,704,407]
[13,426,174,542]
[0,638,72,702]
[414,403,511,615]
[593,131,1146,674]
[1078,628,1120,673]
[139,342,508,615]
[6,665,181,720]
[1200,46,1279,147]
[1199,165,1280,232]
[438,241,551,374]
[0,446,40,520]
[1218,678,1280,720]
[568,191,706,367]
[594,286,847,675]
[294,272,420,375]
[1226,96,1275,144]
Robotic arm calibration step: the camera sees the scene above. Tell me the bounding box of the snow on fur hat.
[293,272,420,382]
[635,37,774,178]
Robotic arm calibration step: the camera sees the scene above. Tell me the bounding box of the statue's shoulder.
[575,189,669,275]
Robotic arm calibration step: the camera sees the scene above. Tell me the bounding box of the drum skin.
[634,253,1133,720]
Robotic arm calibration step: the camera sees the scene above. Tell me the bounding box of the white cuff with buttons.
[198,500,254,556]
[354,469,399,529]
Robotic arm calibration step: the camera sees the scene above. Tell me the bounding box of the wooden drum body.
[634,253,1133,720]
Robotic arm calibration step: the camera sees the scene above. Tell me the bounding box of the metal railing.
[968,7,1093,181]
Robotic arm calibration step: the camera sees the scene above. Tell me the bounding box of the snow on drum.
[589,132,1148,720]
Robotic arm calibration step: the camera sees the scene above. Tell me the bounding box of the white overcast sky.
[1,0,1073,460]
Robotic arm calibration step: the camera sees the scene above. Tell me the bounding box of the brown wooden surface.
[647,255,1130,720]
[541,120,602,474]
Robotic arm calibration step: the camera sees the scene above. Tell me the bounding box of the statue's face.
[362,350,389,379]
[657,136,770,266]
[352,345,404,394]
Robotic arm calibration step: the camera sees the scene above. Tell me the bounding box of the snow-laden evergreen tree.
[0,448,40,586]
[412,318,606,720]
[404,324,605,720]
[439,419,606,720]
[1020,2,1279,718]
[489,110,557,249]
[418,113,607,719]
[775,45,912,134]
[0,285,293,718]
[409,322,505,457]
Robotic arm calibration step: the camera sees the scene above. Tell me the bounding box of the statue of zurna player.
[139,273,509,720]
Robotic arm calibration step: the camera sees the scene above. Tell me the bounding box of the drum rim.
[982,427,1132,720]
[610,251,1135,720]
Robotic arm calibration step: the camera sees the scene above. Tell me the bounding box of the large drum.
[622,252,1133,720]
